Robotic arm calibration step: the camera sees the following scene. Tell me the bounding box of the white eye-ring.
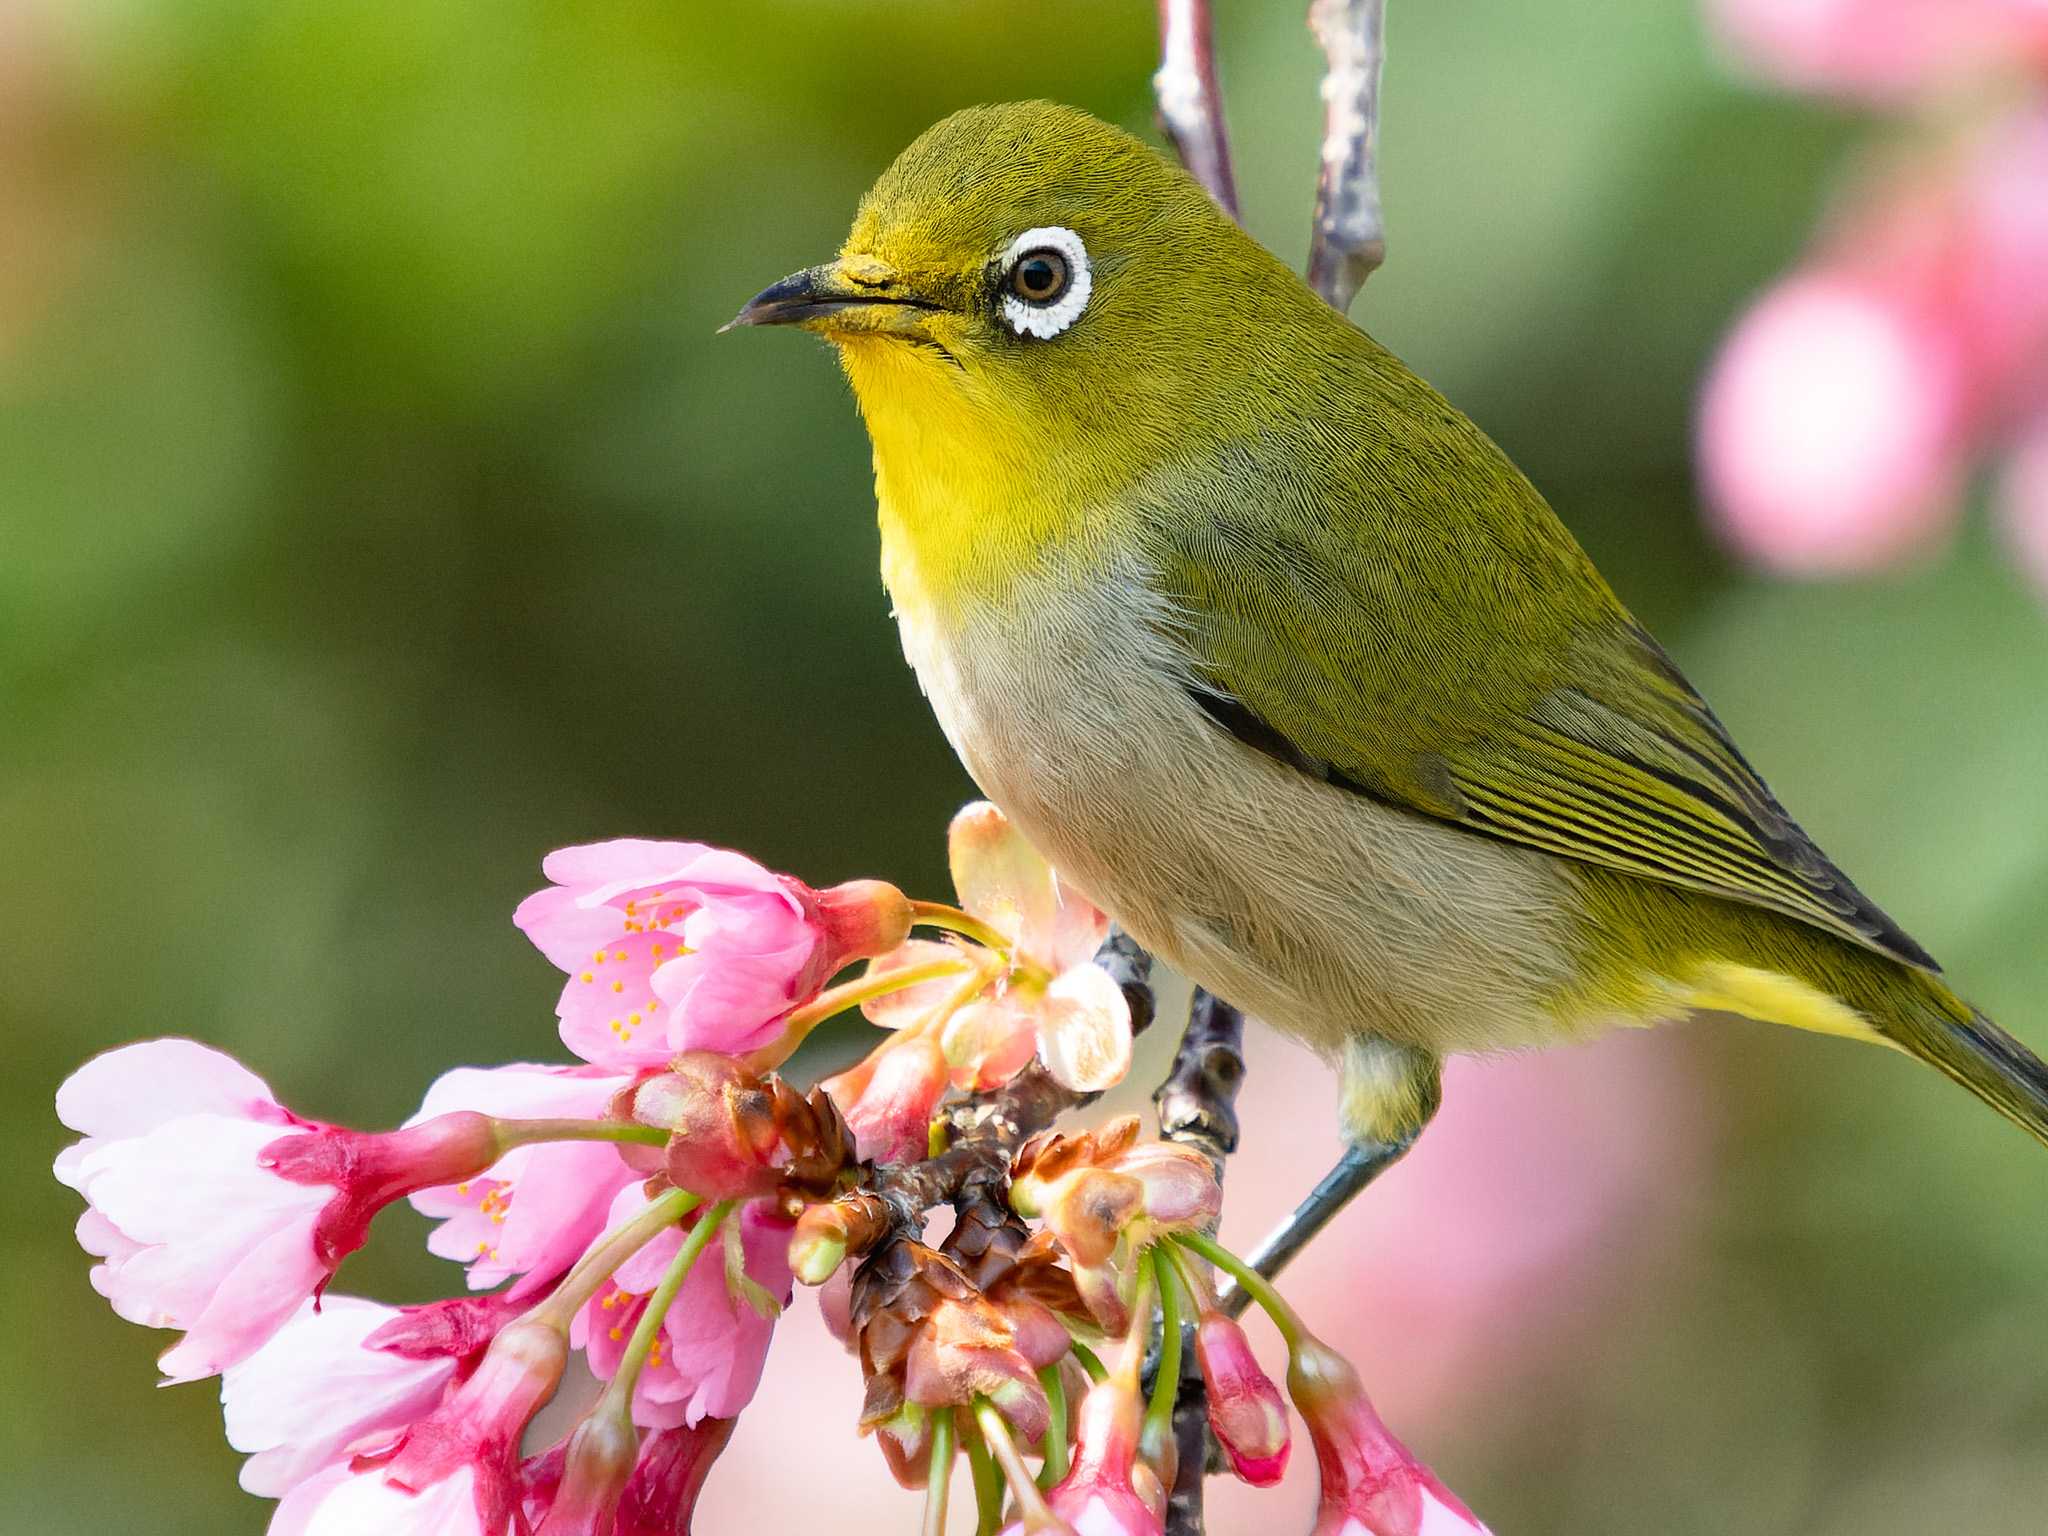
[998,226,1091,340]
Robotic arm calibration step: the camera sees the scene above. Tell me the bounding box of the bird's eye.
[1009,250,1070,305]
[998,226,1092,340]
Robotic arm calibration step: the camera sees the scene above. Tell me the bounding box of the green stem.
[974,1398,1057,1529]
[924,1410,956,1536]
[1172,1230,1305,1350]
[1114,1246,1159,1386]
[907,899,1014,954]
[525,1186,700,1333]
[1036,1364,1070,1489]
[1142,1247,1185,1445]
[743,955,977,1072]
[493,1116,671,1150]
[1067,1339,1108,1384]
[600,1200,735,1411]
[965,1415,1004,1536]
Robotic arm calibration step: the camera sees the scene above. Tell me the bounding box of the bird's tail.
[1881,977,2048,1150]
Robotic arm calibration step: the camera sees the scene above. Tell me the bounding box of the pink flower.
[55,1039,501,1381]
[1698,270,1967,571]
[407,1063,638,1296]
[1288,1335,1491,1536]
[1019,1373,1162,1536]
[820,1032,949,1163]
[1010,1118,1221,1333]
[1194,1310,1290,1487]
[572,1189,793,1427]
[223,1296,463,1498]
[515,839,911,1068]
[863,803,1130,1094]
[372,1314,571,1535]
[1707,0,2048,102]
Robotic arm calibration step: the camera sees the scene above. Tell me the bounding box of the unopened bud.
[1195,1311,1289,1487]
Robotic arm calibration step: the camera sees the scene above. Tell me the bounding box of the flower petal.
[1035,964,1133,1093]
[947,802,1059,953]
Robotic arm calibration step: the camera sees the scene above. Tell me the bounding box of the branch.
[1153,0,1241,217]
[1305,0,1389,310]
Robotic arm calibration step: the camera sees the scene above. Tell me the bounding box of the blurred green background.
[8,1,2048,1531]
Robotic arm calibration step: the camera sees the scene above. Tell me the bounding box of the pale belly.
[891,556,1594,1061]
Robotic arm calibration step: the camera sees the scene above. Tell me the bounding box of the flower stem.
[1067,1338,1108,1384]
[494,1116,671,1151]
[526,1186,700,1333]
[907,899,1013,954]
[1036,1364,1070,1489]
[745,955,978,1073]
[965,1415,1004,1536]
[975,1397,1058,1530]
[602,1200,735,1411]
[1171,1230,1305,1350]
[1142,1247,1185,1445]
[924,1409,956,1536]
[1116,1247,1159,1385]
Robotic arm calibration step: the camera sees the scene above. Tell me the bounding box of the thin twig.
[1305,0,1389,310]
[1153,0,1241,218]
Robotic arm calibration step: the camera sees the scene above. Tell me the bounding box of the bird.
[730,100,2048,1266]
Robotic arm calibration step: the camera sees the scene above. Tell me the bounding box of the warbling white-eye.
[732,101,2048,1267]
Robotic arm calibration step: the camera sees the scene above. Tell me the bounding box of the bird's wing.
[1136,392,1935,973]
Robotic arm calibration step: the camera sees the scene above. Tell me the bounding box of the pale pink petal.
[158,1215,329,1381]
[55,1039,284,1183]
[300,1465,483,1536]
[78,1118,319,1246]
[663,846,802,905]
[835,1034,949,1163]
[1699,271,1965,572]
[858,940,978,1029]
[947,801,1060,954]
[538,838,708,892]
[657,944,814,1056]
[1035,964,1134,1094]
[266,1467,352,1536]
[409,1062,624,1126]
[496,1141,639,1293]
[1416,1483,1496,1536]
[512,885,630,973]
[660,1205,793,1423]
[939,994,1039,1090]
[225,1296,459,1497]
[1039,874,1112,972]
[552,929,676,1068]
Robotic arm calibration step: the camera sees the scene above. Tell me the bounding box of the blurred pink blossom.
[1708,0,2048,100]
[1698,12,2048,588]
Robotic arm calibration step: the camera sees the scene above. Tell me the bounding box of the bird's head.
[730,102,1303,516]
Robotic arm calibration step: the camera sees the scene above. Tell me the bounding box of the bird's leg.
[1215,1037,1441,1316]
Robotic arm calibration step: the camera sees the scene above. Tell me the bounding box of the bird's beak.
[722,257,942,340]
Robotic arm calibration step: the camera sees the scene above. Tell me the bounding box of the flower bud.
[1194,1310,1289,1487]
[645,1053,785,1200]
[810,878,914,968]
[1289,1333,1491,1536]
